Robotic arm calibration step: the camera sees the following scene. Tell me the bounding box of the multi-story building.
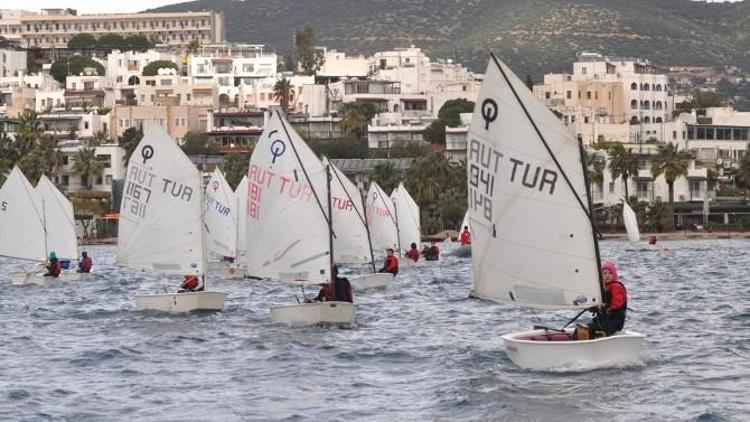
[2,8,225,48]
[188,44,277,107]
[105,49,178,92]
[237,74,314,113]
[0,48,26,77]
[366,112,433,150]
[55,140,125,193]
[535,53,672,145]
[444,113,472,163]
[65,73,110,108]
[136,74,217,108]
[40,109,110,138]
[111,104,209,143]
[206,109,264,151]
[316,49,369,84]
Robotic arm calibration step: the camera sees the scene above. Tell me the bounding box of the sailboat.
[1,168,80,285]
[390,182,421,257]
[116,122,227,312]
[365,181,399,254]
[225,174,250,278]
[205,168,247,278]
[245,110,356,326]
[623,201,640,243]
[468,54,645,370]
[326,158,393,291]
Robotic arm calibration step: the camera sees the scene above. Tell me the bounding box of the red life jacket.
[460,231,471,245]
[49,260,61,277]
[405,248,420,261]
[182,276,199,291]
[80,257,92,273]
[384,255,399,273]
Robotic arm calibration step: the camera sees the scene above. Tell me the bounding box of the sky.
[11,1,183,14]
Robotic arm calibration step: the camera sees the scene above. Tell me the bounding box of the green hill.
[148,0,750,77]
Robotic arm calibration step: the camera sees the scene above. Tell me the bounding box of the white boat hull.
[502,328,646,370]
[134,291,227,312]
[270,301,356,326]
[351,273,393,291]
[10,271,92,286]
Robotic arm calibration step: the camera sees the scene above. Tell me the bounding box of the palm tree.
[738,145,750,197]
[118,127,143,165]
[371,162,401,193]
[339,102,377,139]
[72,147,103,190]
[273,77,295,115]
[608,144,638,199]
[586,150,605,195]
[650,142,693,209]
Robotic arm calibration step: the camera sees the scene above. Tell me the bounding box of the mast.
[392,193,402,254]
[200,172,209,290]
[41,197,48,259]
[326,163,334,281]
[363,191,377,273]
[578,141,606,304]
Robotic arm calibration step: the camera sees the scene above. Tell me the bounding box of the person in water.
[178,274,204,293]
[460,226,472,246]
[648,236,657,245]
[43,251,61,278]
[587,261,627,336]
[405,242,420,262]
[379,248,399,275]
[306,265,353,303]
[76,251,93,273]
[422,241,440,261]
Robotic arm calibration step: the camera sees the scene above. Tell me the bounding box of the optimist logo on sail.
[270,139,286,164]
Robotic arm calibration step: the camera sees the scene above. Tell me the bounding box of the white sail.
[116,122,205,275]
[0,166,46,261]
[35,175,78,260]
[234,175,249,254]
[365,181,398,252]
[245,111,331,285]
[325,159,372,264]
[390,182,421,254]
[205,168,238,259]
[469,55,602,310]
[622,201,640,243]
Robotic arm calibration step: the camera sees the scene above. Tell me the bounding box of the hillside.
[148,0,750,77]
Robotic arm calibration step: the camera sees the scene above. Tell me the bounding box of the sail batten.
[469,55,602,310]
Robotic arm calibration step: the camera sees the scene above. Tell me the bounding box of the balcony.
[687,167,708,179]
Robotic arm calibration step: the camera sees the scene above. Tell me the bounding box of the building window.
[673,130,677,140]
[630,100,637,109]
[655,117,662,123]
[609,181,615,193]
[631,82,637,90]
[586,91,591,100]
[566,90,571,99]
[545,92,550,99]
[644,116,651,124]
[581,67,587,75]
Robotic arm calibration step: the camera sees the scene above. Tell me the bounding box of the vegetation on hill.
[149,0,750,77]
[50,56,105,83]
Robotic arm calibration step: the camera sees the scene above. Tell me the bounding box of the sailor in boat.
[378,248,399,275]
[178,275,204,293]
[648,236,657,245]
[76,251,93,273]
[43,251,61,278]
[460,226,472,246]
[405,242,420,262]
[305,265,353,303]
[422,242,440,261]
[587,261,628,337]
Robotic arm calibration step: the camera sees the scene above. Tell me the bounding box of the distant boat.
[116,122,227,312]
[623,201,640,243]
[326,158,393,291]
[390,182,421,257]
[468,54,645,370]
[454,210,472,257]
[245,110,356,326]
[365,181,398,253]
[204,168,247,278]
[0,167,83,285]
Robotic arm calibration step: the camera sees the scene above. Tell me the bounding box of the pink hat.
[601,261,620,283]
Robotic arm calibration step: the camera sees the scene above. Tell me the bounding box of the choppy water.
[1,240,749,421]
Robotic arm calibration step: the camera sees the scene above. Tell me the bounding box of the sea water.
[1,240,748,421]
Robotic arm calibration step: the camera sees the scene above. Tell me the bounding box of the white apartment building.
[1,9,225,48]
[444,112,472,163]
[55,140,125,193]
[237,74,314,113]
[40,109,109,138]
[535,53,674,147]
[188,44,277,107]
[136,74,217,108]
[1,49,26,77]
[367,111,434,150]
[370,46,481,115]
[105,49,178,90]
[316,49,369,82]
